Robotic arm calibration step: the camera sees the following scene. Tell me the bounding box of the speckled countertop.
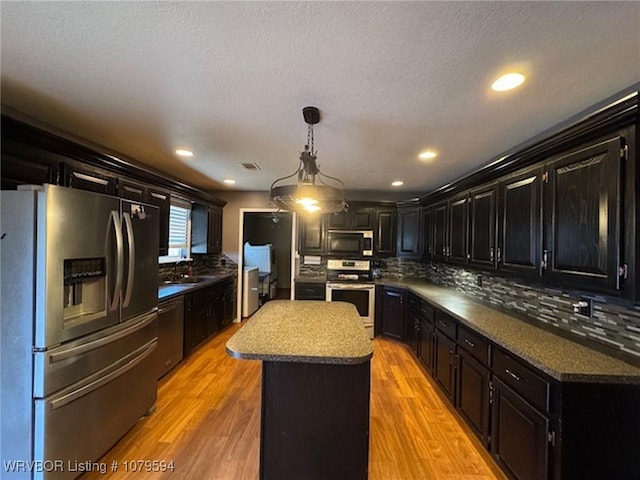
[379,278,640,384]
[158,272,236,301]
[226,300,373,365]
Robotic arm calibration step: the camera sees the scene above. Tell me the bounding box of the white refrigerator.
[242,266,260,318]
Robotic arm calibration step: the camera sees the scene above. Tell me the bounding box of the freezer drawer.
[33,340,157,480]
[34,311,158,398]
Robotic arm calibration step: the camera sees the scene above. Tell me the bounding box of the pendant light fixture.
[269,106,347,214]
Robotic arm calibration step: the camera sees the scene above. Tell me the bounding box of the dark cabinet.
[448,193,469,264]
[543,136,623,292]
[418,316,433,371]
[381,287,405,339]
[64,164,117,195]
[456,349,490,446]
[421,207,433,259]
[145,187,171,257]
[221,280,236,328]
[498,166,543,280]
[117,178,145,202]
[0,146,59,190]
[298,214,326,255]
[490,377,549,480]
[183,292,207,356]
[328,206,375,230]
[375,208,397,257]
[433,328,457,403]
[432,201,448,261]
[417,299,435,371]
[469,184,497,268]
[405,295,420,356]
[184,281,234,356]
[192,204,223,254]
[396,206,421,257]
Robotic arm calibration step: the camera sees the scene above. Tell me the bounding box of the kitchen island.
[226,300,373,480]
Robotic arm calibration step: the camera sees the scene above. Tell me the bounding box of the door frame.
[236,208,297,322]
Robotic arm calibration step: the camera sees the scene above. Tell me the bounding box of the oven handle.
[326,283,375,290]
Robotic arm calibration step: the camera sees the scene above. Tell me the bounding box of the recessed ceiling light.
[419,150,438,160]
[223,179,236,185]
[491,73,526,92]
[392,181,404,187]
[175,149,194,157]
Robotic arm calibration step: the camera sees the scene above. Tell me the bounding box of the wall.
[213,191,272,262]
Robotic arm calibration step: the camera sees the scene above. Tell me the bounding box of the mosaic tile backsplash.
[382,259,640,363]
[159,253,238,281]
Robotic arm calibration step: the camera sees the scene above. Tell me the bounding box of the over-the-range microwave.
[326,230,373,257]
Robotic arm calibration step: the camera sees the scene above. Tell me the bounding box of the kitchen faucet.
[174,259,192,279]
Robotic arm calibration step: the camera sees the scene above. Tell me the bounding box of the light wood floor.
[82,323,507,480]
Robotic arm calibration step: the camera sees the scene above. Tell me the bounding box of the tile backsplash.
[389,260,640,363]
[159,253,238,281]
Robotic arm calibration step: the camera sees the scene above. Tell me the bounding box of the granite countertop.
[294,275,327,284]
[226,300,373,365]
[158,272,236,301]
[378,278,640,384]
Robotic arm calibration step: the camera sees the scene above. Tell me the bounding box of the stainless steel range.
[325,259,375,338]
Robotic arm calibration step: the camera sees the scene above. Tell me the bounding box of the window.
[160,198,191,262]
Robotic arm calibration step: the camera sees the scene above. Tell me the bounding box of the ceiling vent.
[242,162,261,171]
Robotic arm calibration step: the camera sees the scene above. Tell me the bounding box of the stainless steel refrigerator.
[1,185,160,480]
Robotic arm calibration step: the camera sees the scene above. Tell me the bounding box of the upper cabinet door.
[469,184,497,268]
[433,201,449,261]
[498,166,543,280]
[327,212,349,229]
[396,206,421,257]
[351,208,375,229]
[145,188,171,257]
[543,137,623,292]
[375,209,397,257]
[298,214,326,255]
[448,193,469,264]
[327,207,375,230]
[421,207,433,260]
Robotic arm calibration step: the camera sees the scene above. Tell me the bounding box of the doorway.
[236,208,296,322]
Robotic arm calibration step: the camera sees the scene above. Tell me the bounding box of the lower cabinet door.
[491,377,549,480]
[456,350,490,446]
[418,318,433,371]
[433,329,456,403]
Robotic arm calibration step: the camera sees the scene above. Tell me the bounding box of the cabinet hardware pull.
[490,247,494,262]
[505,368,521,381]
[496,247,501,263]
[542,250,548,270]
[548,431,556,446]
[464,339,475,348]
[439,320,447,327]
[386,291,402,298]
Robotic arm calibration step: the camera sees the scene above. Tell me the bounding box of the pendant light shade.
[269,107,347,214]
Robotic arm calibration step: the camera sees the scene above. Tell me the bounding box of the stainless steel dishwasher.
[156,296,184,378]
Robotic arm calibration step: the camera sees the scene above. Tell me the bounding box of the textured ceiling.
[1,2,639,198]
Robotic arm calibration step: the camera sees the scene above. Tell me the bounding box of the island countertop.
[226,300,373,365]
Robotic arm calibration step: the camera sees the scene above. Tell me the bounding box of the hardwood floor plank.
[81,322,506,480]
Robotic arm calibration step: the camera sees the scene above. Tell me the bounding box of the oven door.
[325,283,375,338]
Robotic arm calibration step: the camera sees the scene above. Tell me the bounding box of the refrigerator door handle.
[49,339,156,410]
[109,210,124,311]
[122,212,135,307]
